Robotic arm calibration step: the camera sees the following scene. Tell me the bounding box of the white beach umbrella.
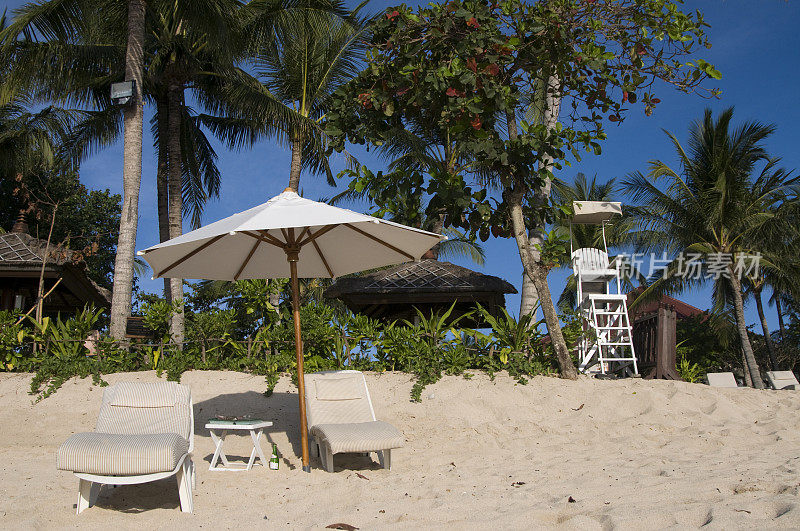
[139,189,443,472]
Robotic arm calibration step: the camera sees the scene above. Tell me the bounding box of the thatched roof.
[325,259,516,297]
[0,230,110,310]
[0,232,80,266]
[325,260,516,326]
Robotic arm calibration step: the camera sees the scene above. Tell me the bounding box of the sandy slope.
[1,370,799,530]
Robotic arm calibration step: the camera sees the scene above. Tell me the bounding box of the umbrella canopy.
[140,190,442,280]
[138,189,443,472]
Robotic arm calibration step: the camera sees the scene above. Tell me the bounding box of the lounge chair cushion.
[108,381,179,408]
[314,375,365,401]
[95,382,192,441]
[311,421,404,454]
[57,432,188,475]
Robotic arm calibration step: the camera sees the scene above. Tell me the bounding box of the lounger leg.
[190,459,196,489]
[76,479,93,514]
[323,444,335,473]
[378,449,391,470]
[177,459,193,514]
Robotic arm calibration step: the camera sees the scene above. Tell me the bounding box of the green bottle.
[269,443,279,470]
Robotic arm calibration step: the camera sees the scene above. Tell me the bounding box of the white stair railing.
[572,249,638,375]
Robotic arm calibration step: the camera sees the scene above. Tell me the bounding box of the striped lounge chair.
[304,370,404,473]
[57,381,195,514]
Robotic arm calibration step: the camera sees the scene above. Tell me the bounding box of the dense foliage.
[0,291,561,402]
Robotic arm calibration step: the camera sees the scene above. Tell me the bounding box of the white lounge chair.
[304,370,404,473]
[767,371,799,390]
[706,372,738,388]
[56,381,195,514]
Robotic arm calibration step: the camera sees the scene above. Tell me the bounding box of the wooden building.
[324,259,517,328]
[628,292,704,380]
[0,220,110,316]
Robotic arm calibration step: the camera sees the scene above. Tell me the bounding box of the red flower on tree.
[446,87,465,97]
[466,17,480,28]
[471,114,482,129]
[387,10,400,20]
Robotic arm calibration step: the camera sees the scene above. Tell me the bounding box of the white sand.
[1,370,799,529]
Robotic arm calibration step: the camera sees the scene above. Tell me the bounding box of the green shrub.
[7,298,564,401]
[0,311,32,371]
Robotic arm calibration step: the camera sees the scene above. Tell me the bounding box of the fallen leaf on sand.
[356,473,370,481]
[568,496,576,503]
[326,524,359,530]
[512,482,526,487]
[572,404,584,411]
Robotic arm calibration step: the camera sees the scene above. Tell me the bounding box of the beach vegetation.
[5,292,561,401]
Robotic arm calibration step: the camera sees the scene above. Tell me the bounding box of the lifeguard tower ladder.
[570,201,638,376]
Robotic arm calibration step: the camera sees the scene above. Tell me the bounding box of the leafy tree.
[331,167,487,264]
[624,108,800,388]
[1,171,121,288]
[326,0,716,378]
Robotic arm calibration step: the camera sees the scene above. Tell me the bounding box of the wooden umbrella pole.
[288,249,311,472]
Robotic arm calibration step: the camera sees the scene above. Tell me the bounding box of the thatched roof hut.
[324,259,516,327]
[0,220,110,315]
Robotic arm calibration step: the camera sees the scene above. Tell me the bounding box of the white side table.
[205,420,273,471]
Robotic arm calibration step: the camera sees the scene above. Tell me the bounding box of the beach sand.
[1,370,799,529]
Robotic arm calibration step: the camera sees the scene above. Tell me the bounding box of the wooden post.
[652,305,682,380]
[287,243,311,473]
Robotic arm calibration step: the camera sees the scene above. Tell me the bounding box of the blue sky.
[5,0,799,333]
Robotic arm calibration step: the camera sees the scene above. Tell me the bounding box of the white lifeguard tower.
[570,201,638,376]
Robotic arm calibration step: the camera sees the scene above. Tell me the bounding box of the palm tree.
[1,0,146,339]
[742,193,800,371]
[3,0,256,343]
[624,108,799,389]
[205,0,369,192]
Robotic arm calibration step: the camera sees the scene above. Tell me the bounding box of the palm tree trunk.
[287,132,302,192]
[776,297,786,341]
[729,273,764,388]
[167,83,185,346]
[741,348,752,387]
[109,0,147,341]
[156,97,171,301]
[521,74,561,318]
[754,285,778,371]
